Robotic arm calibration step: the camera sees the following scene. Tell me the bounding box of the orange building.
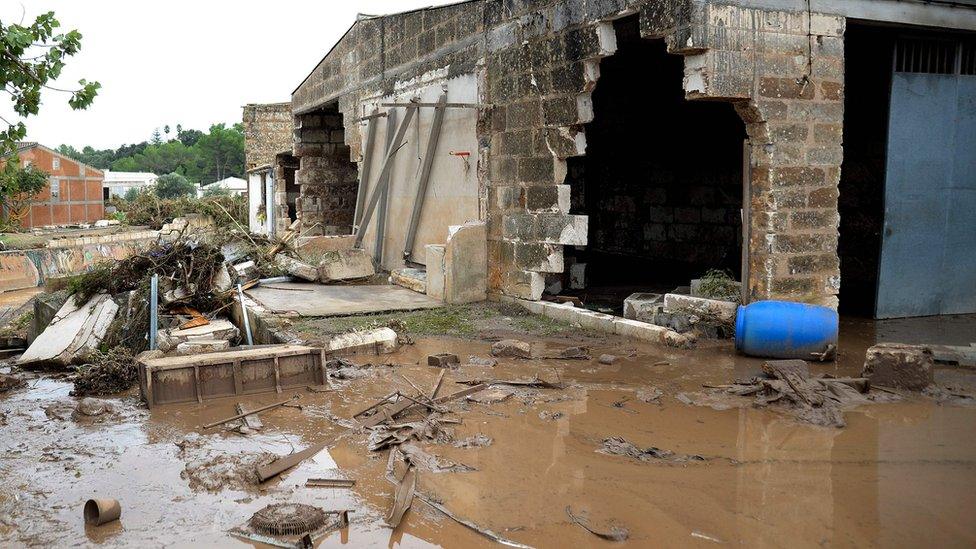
[4,142,104,228]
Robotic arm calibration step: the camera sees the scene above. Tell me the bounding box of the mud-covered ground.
[1,306,975,547]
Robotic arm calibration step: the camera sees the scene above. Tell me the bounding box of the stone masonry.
[293,107,359,235]
[291,0,847,307]
[242,103,293,171]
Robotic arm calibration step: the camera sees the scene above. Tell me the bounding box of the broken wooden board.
[358,383,488,428]
[256,443,327,482]
[138,345,326,408]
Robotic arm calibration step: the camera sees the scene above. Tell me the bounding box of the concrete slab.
[18,293,118,368]
[245,283,442,317]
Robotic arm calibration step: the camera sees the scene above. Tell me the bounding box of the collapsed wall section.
[291,0,846,307]
[293,107,359,235]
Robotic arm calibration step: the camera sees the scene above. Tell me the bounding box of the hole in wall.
[563,15,746,311]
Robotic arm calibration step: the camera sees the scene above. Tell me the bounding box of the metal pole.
[353,106,417,248]
[374,108,398,264]
[237,283,254,346]
[402,94,448,260]
[149,274,158,350]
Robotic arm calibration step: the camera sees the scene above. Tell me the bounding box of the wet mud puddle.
[1,336,975,547]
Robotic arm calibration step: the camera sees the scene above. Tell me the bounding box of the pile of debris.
[685,359,895,428]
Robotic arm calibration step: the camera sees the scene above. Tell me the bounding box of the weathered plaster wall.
[357,73,482,271]
[243,103,294,171]
[292,0,846,307]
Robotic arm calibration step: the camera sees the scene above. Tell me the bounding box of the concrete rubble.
[318,249,375,282]
[17,294,119,368]
[862,343,934,391]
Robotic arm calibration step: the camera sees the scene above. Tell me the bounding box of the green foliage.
[108,192,247,230]
[57,123,244,184]
[122,187,141,201]
[0,11,100,155]
[202,184,231,197]
[154,172,195,199]
[0,157,49,230]
[697,269,741,303]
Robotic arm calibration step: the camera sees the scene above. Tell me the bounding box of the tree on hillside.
[195,123,244,182]
[154,172,195,199]
[0,158,48,229]
[177,127,203,148]
[0,11,100,155]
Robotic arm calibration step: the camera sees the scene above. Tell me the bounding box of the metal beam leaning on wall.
[353,109,379,230]
[402,94,448,262]
[353,106,417,249]
[375,109,399,264]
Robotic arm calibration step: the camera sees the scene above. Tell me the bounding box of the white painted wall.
[357,72,481,272]
[247,170,271,234]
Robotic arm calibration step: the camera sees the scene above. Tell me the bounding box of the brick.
[770,277,816,295]
[862,343,933,391]
[808,187,838,208]
[542,95,578,126]
[517,156,555,183]
[790,210,837,230]
[813,123,842,145]
[523,184,569,212]
[759,77,815,100]
[771,234,836,254]
[536,213,587,245]
[514,242,564,272]
[806,145,843,165]
[769,122,809,143]
[820,81,843,101]
[788,253,838,275]
[770,167,825,187]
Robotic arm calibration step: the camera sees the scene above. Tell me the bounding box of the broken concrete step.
[662,293,738,323]
[275,255,319,282]
[157,319,240,353]
[318,249,375,283]
[18,293,119,368]
[391,268,427,294]
[323,327,398,356]
[175,339,231,355]
[623,292,663,322]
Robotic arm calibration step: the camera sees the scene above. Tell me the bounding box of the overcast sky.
[2,1,455,150]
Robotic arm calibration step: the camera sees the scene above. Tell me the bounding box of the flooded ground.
[1,308,974,547]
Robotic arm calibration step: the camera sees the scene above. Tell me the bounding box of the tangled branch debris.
[72,347,137,396]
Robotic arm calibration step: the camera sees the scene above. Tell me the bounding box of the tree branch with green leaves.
[0,10,100,154]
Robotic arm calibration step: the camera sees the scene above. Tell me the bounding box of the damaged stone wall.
[291,0,846,307]
[242,103,293,171]
[294,107,360,235]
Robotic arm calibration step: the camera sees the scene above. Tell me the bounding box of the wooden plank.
[256,442,327,482]
[140,345,318,370]
[360,383,488,428]
[402,94,448,261]
[236,403,264,430]
[353,106,417,248]
[203,395,299,429]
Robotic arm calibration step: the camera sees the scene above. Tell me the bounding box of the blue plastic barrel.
[735,300,838,359]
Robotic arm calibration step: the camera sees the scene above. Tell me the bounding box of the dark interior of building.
[279,153,300,224]
[838,23,895,317]
[564,16,746,308]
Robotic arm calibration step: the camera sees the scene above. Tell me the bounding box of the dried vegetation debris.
[598,436,707,464]
[685,359,897,428]
[71,347,137,396]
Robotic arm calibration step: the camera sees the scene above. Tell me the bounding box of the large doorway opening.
[564,16,746,311]
[294,104,359,236]
[841,23,976,318]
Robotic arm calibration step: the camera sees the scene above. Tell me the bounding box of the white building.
[246,165,274,235]
[198,176,248,198]
[102,170,158,199]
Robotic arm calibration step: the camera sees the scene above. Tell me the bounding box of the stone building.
[242,102,299,235]
[287,0,976,319]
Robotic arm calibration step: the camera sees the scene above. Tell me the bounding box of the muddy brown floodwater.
[1,325,975,548]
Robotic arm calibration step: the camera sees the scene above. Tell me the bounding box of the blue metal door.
[877,71,976,318]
